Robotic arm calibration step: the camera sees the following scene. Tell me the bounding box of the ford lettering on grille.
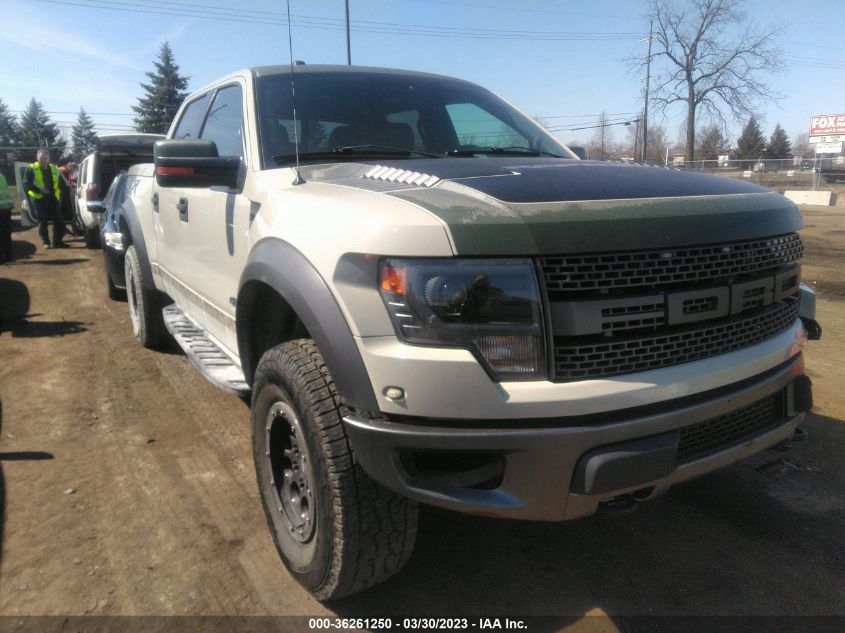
[665,264,799,325]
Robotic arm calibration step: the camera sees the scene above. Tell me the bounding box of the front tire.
[252,339,418,600]
[125,245,166,347]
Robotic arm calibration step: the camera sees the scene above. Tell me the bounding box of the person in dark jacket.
[24,149,66,249]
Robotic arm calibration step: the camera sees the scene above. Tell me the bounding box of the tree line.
[577,115,801,163]
[0,42,187,182]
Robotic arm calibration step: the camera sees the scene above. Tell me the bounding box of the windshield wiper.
[334,144,441,158]
[273,144,441,163]
[445,146,564,158]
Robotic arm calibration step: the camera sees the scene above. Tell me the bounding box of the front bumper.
[343,354,809,521]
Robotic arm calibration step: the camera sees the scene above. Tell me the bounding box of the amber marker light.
[380,263,407,296]
[156,166,194,176]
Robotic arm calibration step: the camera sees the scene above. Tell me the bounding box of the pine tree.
[0,99,18,181]
[0,99,16,148]
[766,123,792,158]
[17,98,62,163]
[696,124,728,160]
[735,117,767,159]
[71,107,99,161]
[133,42,189,134]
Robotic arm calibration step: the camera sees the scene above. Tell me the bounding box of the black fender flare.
[237,238,379,411]
[120,198,157,291]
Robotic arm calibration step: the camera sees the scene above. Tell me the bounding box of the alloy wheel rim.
[265,401,316,543]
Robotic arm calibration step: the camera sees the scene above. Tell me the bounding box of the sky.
[2,0,844,153]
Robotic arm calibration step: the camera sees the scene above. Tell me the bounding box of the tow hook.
[598,494,638,515]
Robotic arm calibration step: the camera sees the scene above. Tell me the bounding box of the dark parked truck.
[115,65,820,599]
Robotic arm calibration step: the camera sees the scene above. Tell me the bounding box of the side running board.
[162,304,249,396]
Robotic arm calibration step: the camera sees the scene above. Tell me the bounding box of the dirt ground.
[0,206,842,628]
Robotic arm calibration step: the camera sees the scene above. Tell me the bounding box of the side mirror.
[86,200,106,214]
[569,146,587,160]
[154,139,240,189]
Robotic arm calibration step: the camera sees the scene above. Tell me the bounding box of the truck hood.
[301,157,803,255]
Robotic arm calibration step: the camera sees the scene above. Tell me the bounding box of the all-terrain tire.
[125,245,166,348]
[251,339,418,600]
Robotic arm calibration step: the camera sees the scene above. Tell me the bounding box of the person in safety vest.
[24,149,66,249]
[0,171,12,262]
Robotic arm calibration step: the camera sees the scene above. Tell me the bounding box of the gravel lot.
[0,205,842,628]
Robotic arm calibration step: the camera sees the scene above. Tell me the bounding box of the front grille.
[676,389,787,463]
[541,233,803,296]
[553,298,799,381]
[601,302,665,333]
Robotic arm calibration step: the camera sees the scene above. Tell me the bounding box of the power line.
[784,55,845,69]
[30,0,641,41]
[552,118,642,133]
[539,111,638,120]
[12,110,133,116]
[402,0,642,21]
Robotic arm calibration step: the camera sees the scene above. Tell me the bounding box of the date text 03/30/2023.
[307,618,528,630]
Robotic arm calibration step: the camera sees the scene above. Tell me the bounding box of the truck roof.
[250,64,465,82]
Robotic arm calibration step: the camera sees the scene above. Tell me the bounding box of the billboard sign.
[809,134,845,144]
[810,114,845,136]
[815,142,843,154]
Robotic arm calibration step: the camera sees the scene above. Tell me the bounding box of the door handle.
[151,192,159,213]
[177,197,188,222]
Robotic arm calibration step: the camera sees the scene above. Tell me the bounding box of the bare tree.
[625,118,666,162]
[696,123,729,160]
[792,133,810,158]
[638,0,784,162]
[645,125,670,163]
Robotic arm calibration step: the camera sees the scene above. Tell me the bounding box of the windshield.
[256,71,571,167]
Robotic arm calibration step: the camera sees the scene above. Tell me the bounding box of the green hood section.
[389,185,804,255]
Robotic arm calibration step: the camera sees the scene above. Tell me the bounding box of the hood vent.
[364,165,440,187]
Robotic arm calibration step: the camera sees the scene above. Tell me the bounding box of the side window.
[111,175,128,208]
[445,102,528,149]
[79,158,89,187]
[200,84,245,158]
[172,92,211,140]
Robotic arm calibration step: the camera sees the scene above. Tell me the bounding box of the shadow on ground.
[0,399,55,574]
[12,258,90,267]
[0,278,87,338]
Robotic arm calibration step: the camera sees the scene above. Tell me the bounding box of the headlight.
[379,258,546,381]
[103,231,125,251]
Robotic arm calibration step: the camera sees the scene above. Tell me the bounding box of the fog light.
[383,386,405,400]
[474,335,542,379]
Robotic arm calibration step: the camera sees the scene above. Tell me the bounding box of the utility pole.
[345,0,352,65]
[633,117,641,160]
[641,20,653,163]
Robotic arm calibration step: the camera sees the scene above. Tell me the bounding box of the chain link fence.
[659,156,845,193]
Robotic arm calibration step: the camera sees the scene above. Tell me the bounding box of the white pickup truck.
[117,64,819,599]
